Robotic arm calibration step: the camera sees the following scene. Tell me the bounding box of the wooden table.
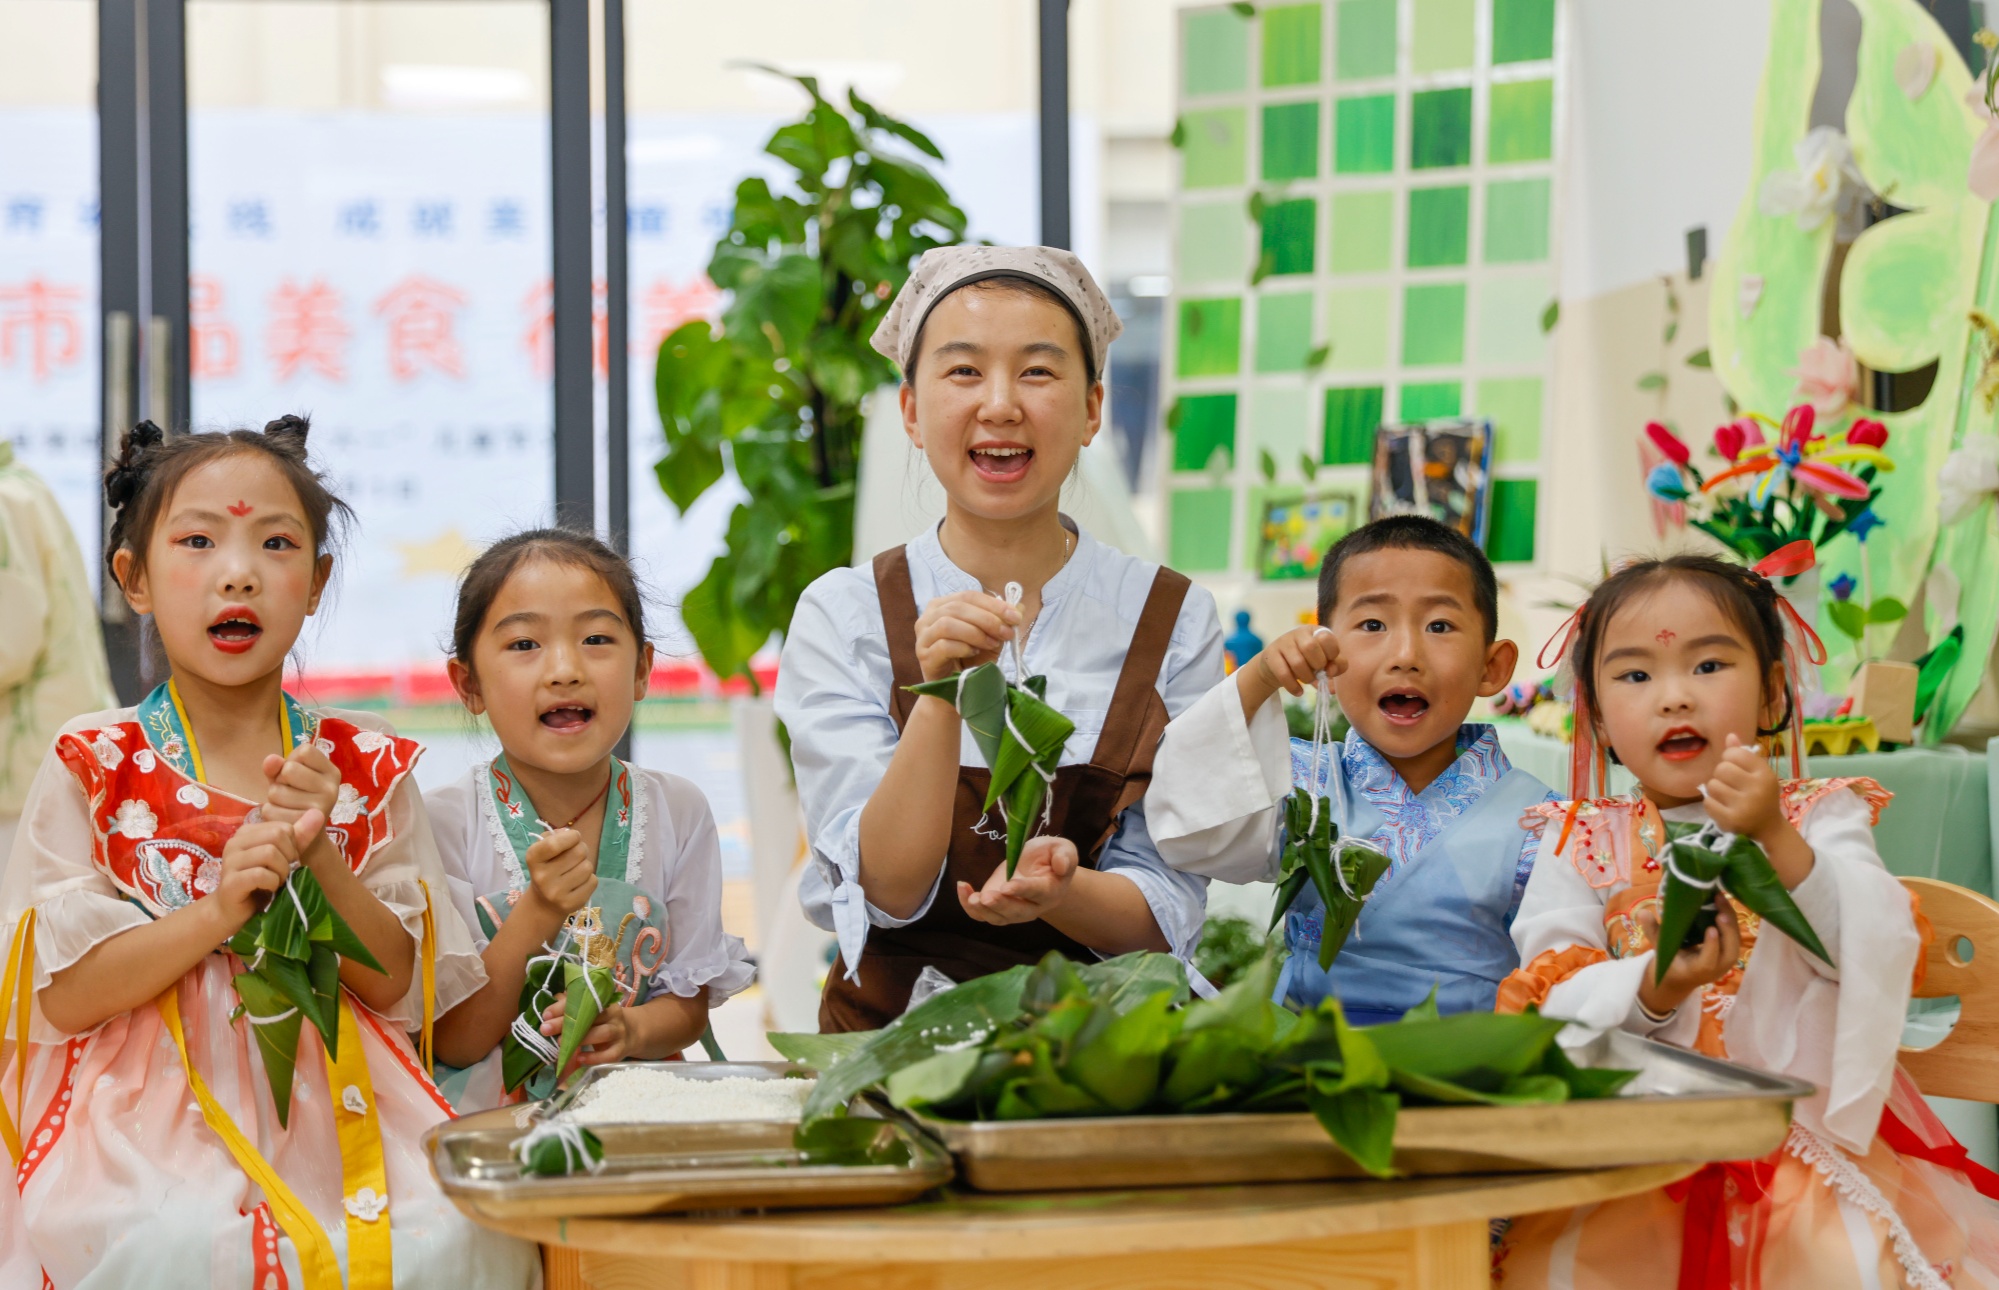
[490,1163,1692,1290]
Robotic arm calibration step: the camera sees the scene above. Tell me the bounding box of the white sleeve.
[1147,677,1289,883]
[645,774,755,1002]
[1725,787,1917,1153]
[425,776,492,954]
[774,578,945,981]
[1512,828,1701,1046]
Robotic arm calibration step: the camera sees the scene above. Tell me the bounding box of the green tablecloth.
[1488,722,1996,897]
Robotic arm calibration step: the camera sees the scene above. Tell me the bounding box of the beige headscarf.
[870,245,1123,376]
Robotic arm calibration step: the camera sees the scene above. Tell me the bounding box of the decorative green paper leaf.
[1827,598,1868,642]
[1868,596,1908,624]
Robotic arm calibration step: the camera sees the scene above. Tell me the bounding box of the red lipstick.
[207,605,264,655]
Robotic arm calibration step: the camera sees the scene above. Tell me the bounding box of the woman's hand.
[523,827,597,920]
[915,590,1022,682]
[215,810,323,933]
[259,744,341,827]
[539,994,633,1077]
[1235,625,1342,721]
[957,835,1080,926]
[1635,900,1741,1018]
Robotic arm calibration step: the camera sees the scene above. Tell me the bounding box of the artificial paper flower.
[1757,126,1870,231]
[1846,508,1884,543]
[1829,571,1858,601]
[1939,437,1999,524]
[1644,421,1691,466]
[1792,336,1861,417]
[1702,403,1891,507]
[1848,418,1889,448]
[1714,421,1748,463]
[1645,461,1690,502]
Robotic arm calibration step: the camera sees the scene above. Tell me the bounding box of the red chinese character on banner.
[267,279,351,382]
[0,278,82,382]
[521,278,609,380]
[638,275,721,351]
[189,275,239,379]
[374,275,467,381]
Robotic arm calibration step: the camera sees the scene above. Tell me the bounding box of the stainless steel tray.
[427,1061,955,1219]
[900,1031,1815,1192]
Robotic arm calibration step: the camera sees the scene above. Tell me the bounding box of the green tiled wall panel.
[1262,4,1324,87]
[1178,296,1243,377]
[1182,108,1250,188]
[1324,385,1385,464]
[1172,392,1239,471]
[1184,9,1252,94]
[1487,477,1539,563]
[1170,487,1236,571]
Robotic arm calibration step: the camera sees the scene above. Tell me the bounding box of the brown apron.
[817,545,1192,1033]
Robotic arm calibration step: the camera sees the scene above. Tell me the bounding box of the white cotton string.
[514,1116,604,1175]
[1003,581,1026,680]
[244,1005,300,1027]
[1307,672,1335,836]
[283,867,311,927]
[1662,846,1722,891]
[510,1014,559,1065]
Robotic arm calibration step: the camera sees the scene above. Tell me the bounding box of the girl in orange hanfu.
[1493,546,1999,1290]
[0,419,537,1288]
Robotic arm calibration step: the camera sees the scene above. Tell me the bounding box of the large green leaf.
[767,1030,870,1070]
[1063,990,1180,1112]
[556,961,617,1078]
[232,971,305,1128]
[1308,1084,1400,1178]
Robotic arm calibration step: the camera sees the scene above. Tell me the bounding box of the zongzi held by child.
[776,245,1218,1031]
[1151,515,1553,1022]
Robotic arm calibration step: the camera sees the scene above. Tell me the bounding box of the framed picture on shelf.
[1369,419,1494,544]
[1257,491,1359,581]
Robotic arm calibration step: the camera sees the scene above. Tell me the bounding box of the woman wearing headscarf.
[775,246,1218,1031]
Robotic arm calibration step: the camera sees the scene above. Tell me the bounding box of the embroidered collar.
[1295,723,1514,873]
[485,754,639,893]
[137,681,317,788]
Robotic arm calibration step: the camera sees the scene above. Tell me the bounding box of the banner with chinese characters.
[0,108,1037,692]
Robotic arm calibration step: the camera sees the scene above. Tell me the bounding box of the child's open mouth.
[969,442,1033,483]
[539,706,595,733]
[1378,690,1430,726]
[1657,727,1709,761]
[207,607,263,655]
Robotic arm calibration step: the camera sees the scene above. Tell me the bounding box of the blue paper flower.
[1846,507,1883,543]
[1645,462,1689,502]
[1829,572,1858,601]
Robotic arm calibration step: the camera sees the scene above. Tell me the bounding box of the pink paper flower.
[1792,336,1859,417]
[1644,421,1690,466]
[1714,421,1747,462]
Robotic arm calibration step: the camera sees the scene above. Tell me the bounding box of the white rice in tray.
[566,1069,818,1125]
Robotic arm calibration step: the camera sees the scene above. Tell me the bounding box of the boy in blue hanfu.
[1151,516,1553,1021]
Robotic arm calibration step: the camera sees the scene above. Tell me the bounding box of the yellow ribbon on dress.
[324,995,392,1288]
[158,984,341,1290]
[0,908,37,1164]
[419,882,437,1079]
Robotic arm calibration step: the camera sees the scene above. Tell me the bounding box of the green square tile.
[1335,0,1397,80]
[1261,101,1322,181]
[1256,291,1316,372]
[1411,0,1475,72]
[1335,94,1396,173]
[1493,0,1555,64]
[1410,88,1472,169]
[1477,272,1551,365]
[1477,376,1543,463]
[1259,197,1317,277]
[1170,487,1237,572]
[1184,9,1251,94]
[1179,202,1250,284]
[1484,177,1551,264]
[1406,185,1470,268]
[1402,282,1466,366]
[1323,385,1385,464]
[1323,285,1390,371]
[1262,4,1324,87]
[1486,478,1538,564]
[1177,296,1243,377]
[1329,189,1394,273]
[1251,385,1314,461]
[1489,80,1554,163]
[1182,108,1250,189]
[1172,392,1239,472]
[1399,381,1461,420]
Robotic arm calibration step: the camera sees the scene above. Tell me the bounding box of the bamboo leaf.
[885,1047,985,1111]
[1308,1085,1399,1177]
[232,972,305,1128]
[1719,837,1833,967]
[768,1030,871,1070]
[1062,989,1180,1112]
[557,961,618,1077]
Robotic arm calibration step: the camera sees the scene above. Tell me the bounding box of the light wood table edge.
[484,1162,1695,1265]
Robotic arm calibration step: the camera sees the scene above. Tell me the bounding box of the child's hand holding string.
[523,828,598,922]
[215,809,325,934]
[539,993,634,1077]
[1703,733,1815,889]
[1635,898,1741,1020]
[958,835,1080,925]
[258,744,340,838]
[1236,625,1342,722]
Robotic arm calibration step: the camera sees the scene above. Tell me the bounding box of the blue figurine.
[1224,609,1264,673]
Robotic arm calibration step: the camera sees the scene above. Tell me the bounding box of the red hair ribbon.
[1536,605,1584,671]
[1750,540,1827,776]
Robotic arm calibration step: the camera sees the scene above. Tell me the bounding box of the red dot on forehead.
[1655,629,1676,644]
[227,500,253,517]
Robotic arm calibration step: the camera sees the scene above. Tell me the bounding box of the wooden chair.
[1898,876,1999,1102]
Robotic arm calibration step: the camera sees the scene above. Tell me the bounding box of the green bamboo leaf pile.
[226,867,384,1127]
[501,947,621,1093]
[1654,822,1832,986]
[773,951,1633,1179]
[907,663,1075,876]
[1268,788,1392,968]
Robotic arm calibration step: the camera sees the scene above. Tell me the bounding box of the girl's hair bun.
[262,413,311,456]
[105,419,166,511]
